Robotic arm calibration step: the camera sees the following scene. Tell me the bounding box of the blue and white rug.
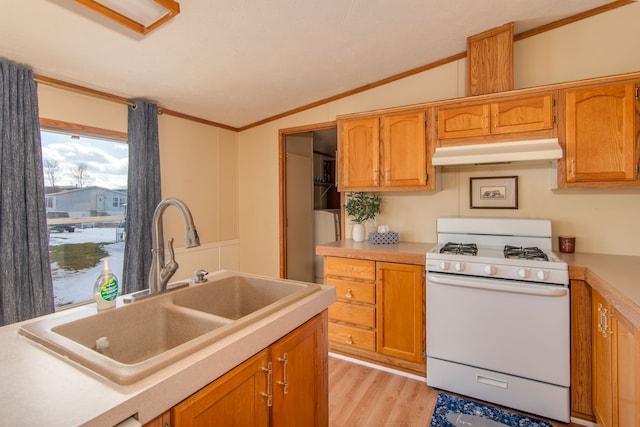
[429,393,553,427]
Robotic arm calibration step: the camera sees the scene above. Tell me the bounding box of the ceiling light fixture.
[74,0,180,35]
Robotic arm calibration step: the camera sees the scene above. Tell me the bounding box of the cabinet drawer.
[326,257,375,281]
[326,277,375,304]
[329,323,375,351]
[329,302,375,328]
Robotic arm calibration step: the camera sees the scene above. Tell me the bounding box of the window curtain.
[122,99,161,294]
[0,58,54,326]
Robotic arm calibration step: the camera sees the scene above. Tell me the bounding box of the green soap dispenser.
[94,257,119,310]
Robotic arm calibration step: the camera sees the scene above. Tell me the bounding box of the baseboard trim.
[569,417,597,427]
[329,352,426,382]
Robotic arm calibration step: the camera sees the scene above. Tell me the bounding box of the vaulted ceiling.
[0,0,623,129]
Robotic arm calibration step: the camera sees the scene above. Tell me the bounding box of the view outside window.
[41,130,128,308]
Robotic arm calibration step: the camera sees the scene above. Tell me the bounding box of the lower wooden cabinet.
[324,256,425,375]
[166,312,328,427]
[592,290,640,427]
[376,262,424,364]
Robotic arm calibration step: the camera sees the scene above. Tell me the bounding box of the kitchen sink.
[19,271,320,385]
[172,274,315,319]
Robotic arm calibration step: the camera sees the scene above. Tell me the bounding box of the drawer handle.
[345,288,353,299]
[476,374,508,389]
[346,335,353,345]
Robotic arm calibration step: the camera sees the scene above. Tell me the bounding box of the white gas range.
[426,218,570,422]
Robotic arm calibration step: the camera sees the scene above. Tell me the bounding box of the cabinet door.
[172,349,269,427]
[340,117,380,189]
[593,291,613,427]
[437,104,490,139]
[376,262,424,363]
[565,83,637,183]
[613,310,640,427]
[271,312,328,427]
[491,94,554,135]
[382,112,426,187]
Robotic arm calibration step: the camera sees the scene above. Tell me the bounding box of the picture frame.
[470,176,518,209]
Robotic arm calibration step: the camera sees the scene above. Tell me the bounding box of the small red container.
[559,236,575,253]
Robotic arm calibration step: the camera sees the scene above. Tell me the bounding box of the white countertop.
[0,281,335,427]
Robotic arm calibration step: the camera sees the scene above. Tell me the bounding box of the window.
[41,128,128,309]
[113,197,126,208]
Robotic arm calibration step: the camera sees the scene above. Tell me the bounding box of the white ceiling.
[0,0,617,129]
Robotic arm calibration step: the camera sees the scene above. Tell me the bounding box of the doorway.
[279,122,340,282]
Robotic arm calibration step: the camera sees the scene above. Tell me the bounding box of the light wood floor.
[328,357,580,427]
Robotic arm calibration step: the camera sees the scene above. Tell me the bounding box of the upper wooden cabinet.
[560,82,640,188]
[436,93,555,143]
[338,111,434,192]
[467,22,514,96]
[340,117,380,189]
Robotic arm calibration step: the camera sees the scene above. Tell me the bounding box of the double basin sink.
[19,271,320,385]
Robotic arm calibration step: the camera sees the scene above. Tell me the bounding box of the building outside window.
[41,129,128,309]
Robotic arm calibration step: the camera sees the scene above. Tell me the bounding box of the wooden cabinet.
[467,23,513,96]
[376,262,423,364]
[436,93,555,143]
[271,312,328,427]
[592,290,640,427]
[171,312,328,427]
[338,111,434,192]
[326,257,376,352]
[325,256,425,375]
[172,350,269,426]
[340,117,380,189]
[560,82,640,188]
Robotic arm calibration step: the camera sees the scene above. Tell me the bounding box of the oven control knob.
[518,268,530,279]
[536,270,548,281]
[454,262,464,272]
[439,261,449,270]
[484,265,496,275]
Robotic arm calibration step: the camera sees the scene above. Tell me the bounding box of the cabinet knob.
[345,288,353,299]
[346,335,353,345]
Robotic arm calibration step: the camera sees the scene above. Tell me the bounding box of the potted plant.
[344,192,381,242]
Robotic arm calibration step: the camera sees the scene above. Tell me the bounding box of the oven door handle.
[427,274,568,297]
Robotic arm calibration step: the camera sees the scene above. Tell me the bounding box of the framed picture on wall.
[470,176,518,209]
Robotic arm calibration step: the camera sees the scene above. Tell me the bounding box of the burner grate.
[503,245,549,261]
[440,242,478,256]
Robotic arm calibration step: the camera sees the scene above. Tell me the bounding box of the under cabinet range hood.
[432,138,562,166]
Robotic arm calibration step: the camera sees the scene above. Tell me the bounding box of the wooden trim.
[160,108,239,131]
[513,0,634,41]
[36,0,633,131]
[39,118,128,140]
[73,0,180,35]
[278,121,337,279]
[35,75,134,107]
[239,52,466,131]
[35,75,241,132]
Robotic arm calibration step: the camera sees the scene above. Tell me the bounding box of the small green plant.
[344,192,381,224]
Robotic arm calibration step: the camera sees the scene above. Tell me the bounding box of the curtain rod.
[33,75,167,113]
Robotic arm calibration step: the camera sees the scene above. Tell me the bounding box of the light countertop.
[559,252,640,329]
[0,279,335,427]
[317,240,640,329]
[315,240,436,265]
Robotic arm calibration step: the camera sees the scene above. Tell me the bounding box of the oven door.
[426,272,570,387]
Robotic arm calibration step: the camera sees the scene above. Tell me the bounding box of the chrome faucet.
[149,198,200,294]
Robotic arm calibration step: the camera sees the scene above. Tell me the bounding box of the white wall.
[238,3,640,277]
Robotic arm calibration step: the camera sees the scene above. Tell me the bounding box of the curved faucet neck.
[149,198,201,294]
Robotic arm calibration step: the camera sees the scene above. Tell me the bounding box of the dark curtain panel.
[0,58,54,325]
[122,99,161,294]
